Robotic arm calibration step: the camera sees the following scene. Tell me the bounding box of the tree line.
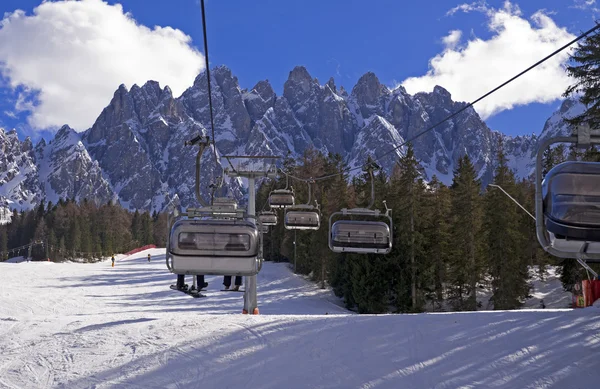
[0,198,167,262]
[259,142,600,313]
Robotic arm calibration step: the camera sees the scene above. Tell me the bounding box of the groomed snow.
[1,249,599,388]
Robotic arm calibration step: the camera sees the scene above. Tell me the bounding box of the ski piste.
[170,284,206,298]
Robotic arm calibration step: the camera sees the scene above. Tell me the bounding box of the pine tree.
[448,155,483,311]
[0,226,7,261]
[32,219,48,260]
[131,210,142,244]
[58,236,66,262]
[8,209,19,248]
[564,27,600,129]
[153,212,168,247]
[350,253,389,313]
[48,229,57,261]
[485,142,530,310]
[68,218,81,257]
[421,176,451,310]
[141,212,154,245]
[79,215,92,260]
[391,145,427,311]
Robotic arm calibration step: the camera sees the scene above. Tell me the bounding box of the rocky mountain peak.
[433,85,452,100]
[244,80,276,123]
[0,65,582,220]
[326,77,337,94]
[287,66,313,86]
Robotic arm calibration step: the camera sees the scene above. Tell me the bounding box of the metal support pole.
[294,230,297,273]
[244,177,259,314]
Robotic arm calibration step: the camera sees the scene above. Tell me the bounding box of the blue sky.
[0,0,597,142]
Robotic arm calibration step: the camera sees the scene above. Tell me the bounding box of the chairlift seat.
[259,211,278,226]
[168,218,260,276]
[284,210,320,230]
[330,220,391,254]
[269,190,295,208]
[543,161,600,241]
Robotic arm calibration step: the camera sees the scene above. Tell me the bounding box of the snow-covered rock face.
[0,65,584,218]
[0,129,40,220]
[0,125,114,223]
[42,125,113,206]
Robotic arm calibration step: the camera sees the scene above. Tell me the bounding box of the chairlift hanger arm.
[488,184,535,221]
[185,135,211,207]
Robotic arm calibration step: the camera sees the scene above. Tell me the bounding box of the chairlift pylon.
[329,159,392,254]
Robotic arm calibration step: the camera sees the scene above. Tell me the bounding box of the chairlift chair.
[269,189,295,208]
[284,208,321,230]
[330,219,391,254]
[165,134,262,276]
[328,160,393,254]
[283,179,321,230]
[269,174,295,208]
[258,210,278,226]
[536,125,600,262]
[543,161,600,242]
[169,218,260,276]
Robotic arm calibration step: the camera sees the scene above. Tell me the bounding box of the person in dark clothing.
[189,274,208,293]
[176,274,187,290]
[223,234,245,291]
[223,275,242,291]
[174,274,208,292]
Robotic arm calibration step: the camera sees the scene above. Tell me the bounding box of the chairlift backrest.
[269,190,295,208]
[168,218,260,276]
[259,211,278,226]
[543,161,600,241]
[284,209,320,230]
[330,220,391,254]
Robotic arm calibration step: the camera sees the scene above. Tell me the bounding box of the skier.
[147,253,151,262]
[111,255,115,267]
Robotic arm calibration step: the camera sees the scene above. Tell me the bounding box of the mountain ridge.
[0,65,580,222]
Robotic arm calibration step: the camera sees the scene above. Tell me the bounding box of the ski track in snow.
[1,248,599,388]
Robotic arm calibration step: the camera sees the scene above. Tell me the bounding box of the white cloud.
[0,0,205,131]
[573,0,596,9]
[571,0,600,14]
[446,1,491,16]
[442,30,463,50]
[402,1,575,120]
[4,110,17,119]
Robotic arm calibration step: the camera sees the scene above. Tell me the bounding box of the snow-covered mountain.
[0,65,583,219]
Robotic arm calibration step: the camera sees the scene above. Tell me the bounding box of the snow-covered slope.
[1,250,599,388]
